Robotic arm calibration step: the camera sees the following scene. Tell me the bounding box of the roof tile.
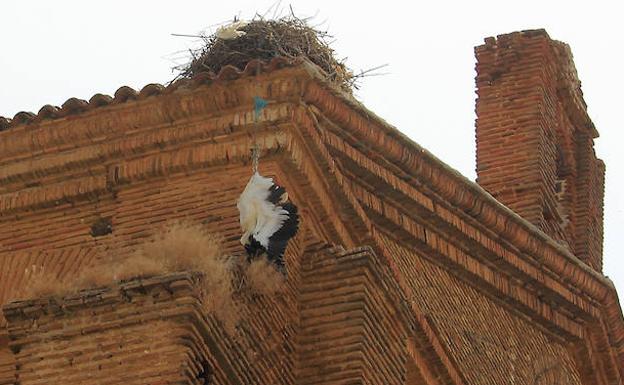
[113,85,138,103]
[138,83,165,98]
[60,97,88,115]
[12,111,35,125]
[0,117,10,131]
[88,93,113,107]
[37,104,61,119]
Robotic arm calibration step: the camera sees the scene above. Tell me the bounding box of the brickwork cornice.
[0,61,310,174]
[298,73,623,382]
[302,78,613,301]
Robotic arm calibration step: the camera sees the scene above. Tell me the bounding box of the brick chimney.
[474,29,605,271]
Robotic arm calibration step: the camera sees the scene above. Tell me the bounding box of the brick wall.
[2,244,431,384]
[3,268,307,385]
[474,29,605,270]
[4,273,222,385]
[378,231,583,385]
[0,331,13,385]
[297,245,407,384]
[0,165,250,325]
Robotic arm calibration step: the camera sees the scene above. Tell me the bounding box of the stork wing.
[237,173,271,227]
[238,172,288,246]
[252,201,289,247]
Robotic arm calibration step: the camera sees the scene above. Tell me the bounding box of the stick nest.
[177,17,354,92]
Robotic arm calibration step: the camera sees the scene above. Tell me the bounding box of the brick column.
[474,29,605,270]
[297,245,408,384]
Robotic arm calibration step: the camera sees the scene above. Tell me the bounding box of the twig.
[352,63,390,78]
[171,33,204,38]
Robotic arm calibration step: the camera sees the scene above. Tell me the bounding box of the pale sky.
[1,0,622,303]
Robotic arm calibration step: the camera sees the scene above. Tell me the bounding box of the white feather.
[237,172,289,247]
[215,20,249,40]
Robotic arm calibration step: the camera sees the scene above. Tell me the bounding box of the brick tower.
[475,29,605,271]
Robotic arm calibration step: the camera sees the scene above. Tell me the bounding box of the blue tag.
[253,96,268,119]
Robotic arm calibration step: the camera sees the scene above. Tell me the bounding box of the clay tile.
[0,117,11,131]
[191,72,214,86]
[37,105,61,119]
[139,83,165,99]
[165,78,191,93]
[12,111,36,125]
[216,65,242,81]
[268,56,291,71]
[89,93,113,107]
[61,98,89,115]
[113,86,138,103]
[243,59,265,75]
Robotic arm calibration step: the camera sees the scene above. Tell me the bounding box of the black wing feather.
[266,202,298,259]
[267,184,287,205]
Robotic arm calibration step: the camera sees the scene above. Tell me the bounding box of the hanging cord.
[251,122,259,173]
[251,63,268,174]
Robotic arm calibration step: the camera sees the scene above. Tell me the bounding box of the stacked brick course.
[0,332,13,385]
[4,273,216,384]
[475,29,605,271]
[379,231,582,385]
[298,245,406,384]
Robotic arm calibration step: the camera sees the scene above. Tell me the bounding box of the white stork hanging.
[237,172,299,271]
[237,96,299,273]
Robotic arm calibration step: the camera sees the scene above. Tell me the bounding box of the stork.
[237,172,299,272]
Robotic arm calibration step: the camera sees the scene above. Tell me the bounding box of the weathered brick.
[475,30,605,271]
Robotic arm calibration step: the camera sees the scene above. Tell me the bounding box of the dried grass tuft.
[138,222,224,274]
[112,254,165,282]
[72,266,115,290]
[176,15,354,92]
[19,266,71,299]
[245,257,285,296]
[117,222,239,332]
